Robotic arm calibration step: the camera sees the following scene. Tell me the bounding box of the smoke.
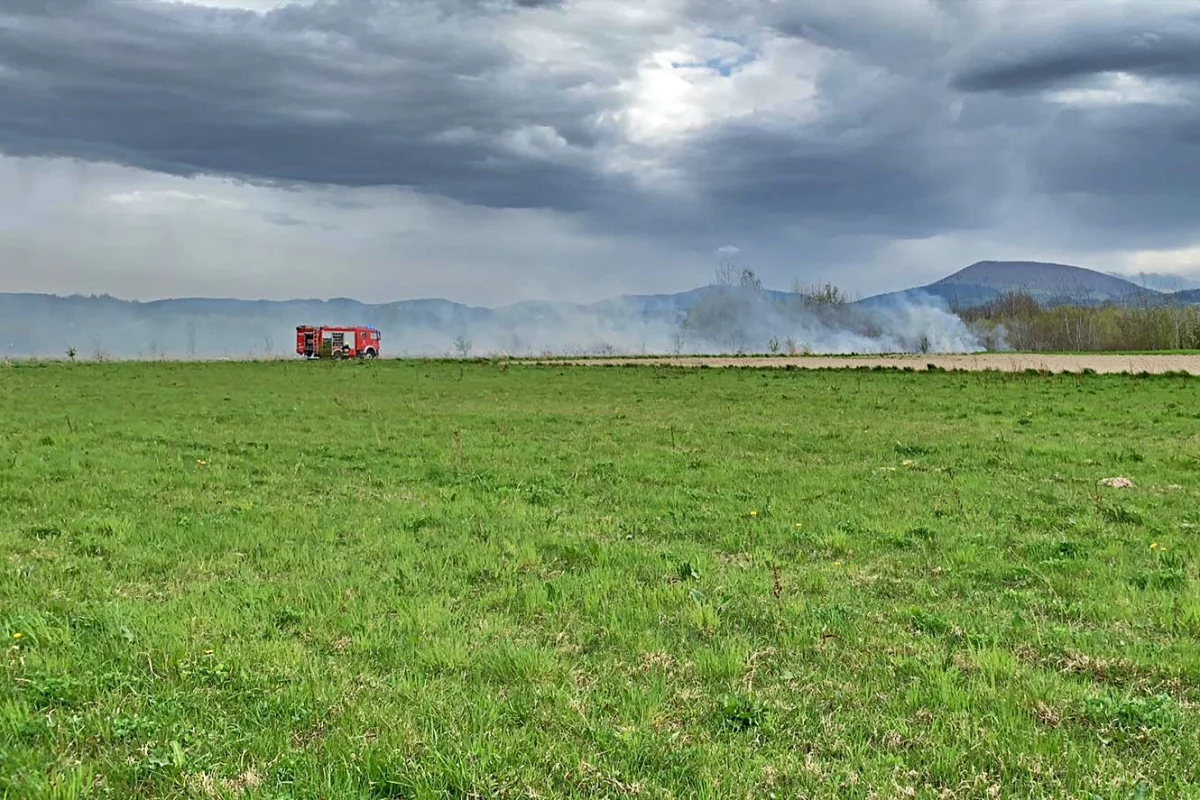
[0,284,985,360]
[674,279,983,355]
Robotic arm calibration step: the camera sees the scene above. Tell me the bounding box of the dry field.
[534,352,1200,373]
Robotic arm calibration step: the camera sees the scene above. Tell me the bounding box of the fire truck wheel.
[363,349,377,359]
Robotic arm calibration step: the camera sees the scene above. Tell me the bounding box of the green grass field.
[2,361,1198,799]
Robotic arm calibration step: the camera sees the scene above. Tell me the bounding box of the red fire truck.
[295,326,381,359]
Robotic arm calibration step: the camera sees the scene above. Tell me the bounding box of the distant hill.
[0,291,683,359]
[1107,271,1200,293]
[3,260,1197,358]
[859,260,1160,309]
[0,285,813,359]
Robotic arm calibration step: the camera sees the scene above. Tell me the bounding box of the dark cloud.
[932,4,1200,244]
[671,119,997,239]
[952,10,1200,93]
[1,0,1199,300]
[0,0,625,210]
[1020,100,1200,251]
[764,0,959,74]
[955,37,1200,94]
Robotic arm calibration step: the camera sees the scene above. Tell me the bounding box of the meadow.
[1,360,1198,799]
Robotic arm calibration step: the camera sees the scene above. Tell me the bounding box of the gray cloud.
[953,12,1200,93]
[0,0,1199,303]
[0,0,628,211]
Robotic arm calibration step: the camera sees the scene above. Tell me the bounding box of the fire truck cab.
[296,326,381,359]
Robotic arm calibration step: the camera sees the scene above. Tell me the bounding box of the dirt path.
[527,353,1200,374]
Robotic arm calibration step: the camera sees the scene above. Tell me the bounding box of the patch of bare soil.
[529,353,1200,374]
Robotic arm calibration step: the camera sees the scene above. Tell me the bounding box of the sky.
[1,0,1198,306]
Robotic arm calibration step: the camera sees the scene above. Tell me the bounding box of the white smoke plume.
[0,281,985,360]
[671,272,983,356]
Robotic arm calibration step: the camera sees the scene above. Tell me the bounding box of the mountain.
[0,291,684,359]
[859,260,1158,310]
[3,260,1196,359]
[1106,271,1200,293]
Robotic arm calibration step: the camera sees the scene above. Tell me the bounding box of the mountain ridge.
[2,260,1196,358]
[16,260,1177,313]
[858,260,1163,310]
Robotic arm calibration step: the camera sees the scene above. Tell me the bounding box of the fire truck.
[295,325,381,359]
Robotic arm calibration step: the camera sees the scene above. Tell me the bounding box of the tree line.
[958,292,1200,352]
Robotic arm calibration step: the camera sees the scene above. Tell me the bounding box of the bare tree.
[679,263,766,352]
[184,320,197,360]
[792,280,849,310]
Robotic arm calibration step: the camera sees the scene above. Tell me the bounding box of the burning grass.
[1,360,1199,798]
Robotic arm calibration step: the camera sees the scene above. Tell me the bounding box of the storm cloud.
[1,0,1199,304]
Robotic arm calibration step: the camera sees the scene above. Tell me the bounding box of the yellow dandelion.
[833,561,842,568]
[1150,542,1158,550]
[196,459,207,467]
[749,510,758,518]
[795,523,803,529]
[11,632,22,641]
[204,649,214,656]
